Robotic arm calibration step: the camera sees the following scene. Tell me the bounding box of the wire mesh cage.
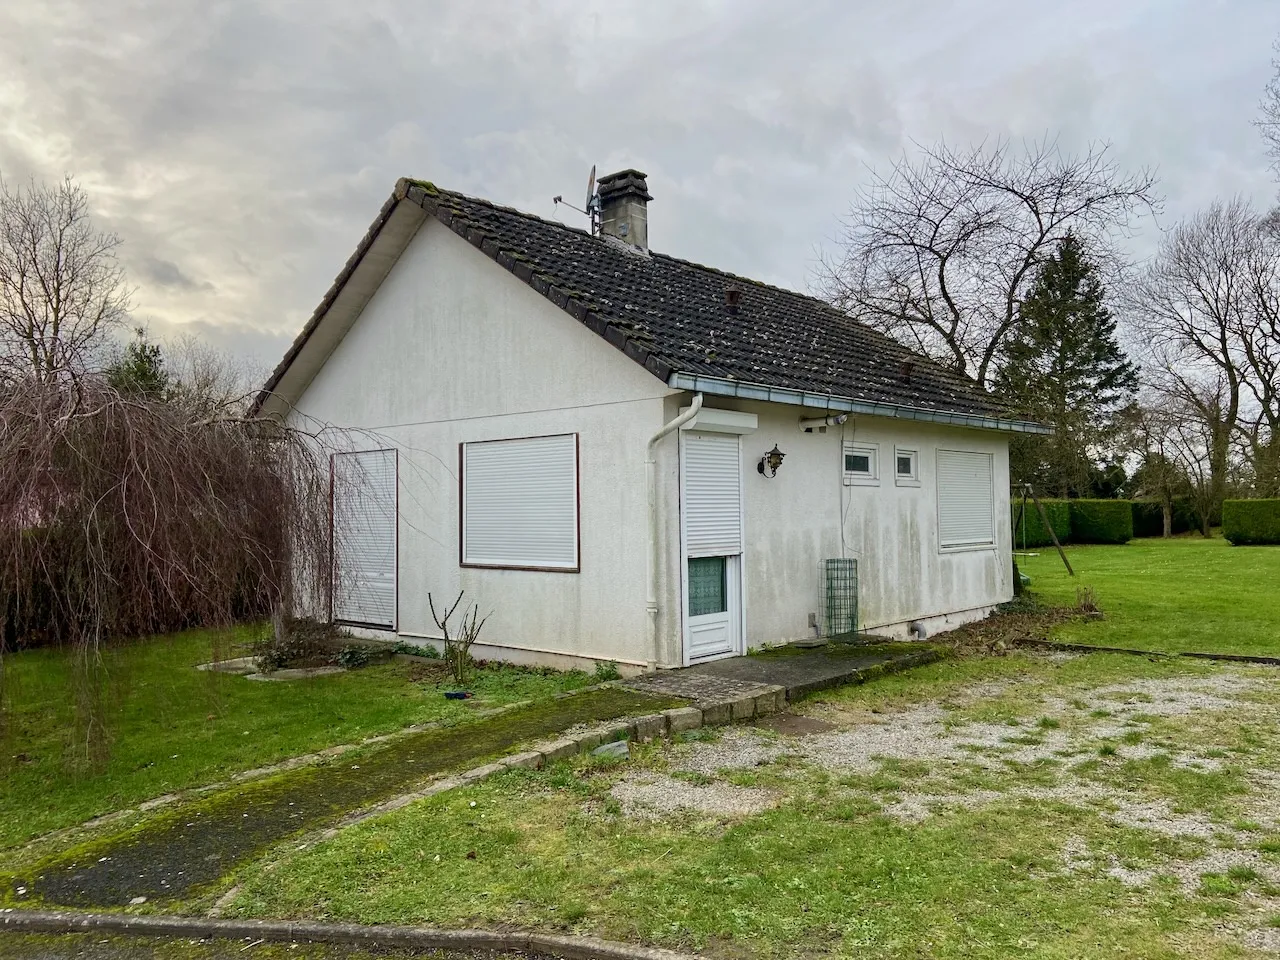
[818,558,858,638]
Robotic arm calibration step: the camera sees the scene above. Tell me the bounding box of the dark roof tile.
[417,184,1009,420]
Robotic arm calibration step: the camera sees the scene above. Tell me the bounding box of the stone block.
[730,695,757,722]
[701,701,732,726]
[501,751,543,770]
[573,729,607,752]
[540,739,579,765]
[754,687,786,716]
[631,713,668,742]
[664,706,704,734]
[460,762,504,782]
[591,740,630,759]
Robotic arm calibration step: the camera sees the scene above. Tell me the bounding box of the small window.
[688,557,728,616]
[842,442,879,486]
[895,448,919,486]
[461,434,579,570]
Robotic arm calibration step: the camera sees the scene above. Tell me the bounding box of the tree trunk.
[1162,501,1172,538]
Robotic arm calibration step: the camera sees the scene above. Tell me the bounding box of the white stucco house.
[253,170,1048,673]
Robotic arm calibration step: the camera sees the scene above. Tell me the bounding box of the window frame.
[894,447,920,487]
[459,432,581,573]
[842,441,879,486]
[935,448,996,553]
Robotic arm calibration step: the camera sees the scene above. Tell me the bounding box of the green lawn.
[226,651,1280,959]
[0,627,596,851]
[1018,535,1280,657]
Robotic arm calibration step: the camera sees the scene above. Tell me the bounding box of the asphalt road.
[0,931,530,960]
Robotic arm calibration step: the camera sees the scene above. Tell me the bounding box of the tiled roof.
[258,178,1021,425]
[413,181,1009,420]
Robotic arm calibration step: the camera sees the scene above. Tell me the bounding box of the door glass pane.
[688,556,727,616]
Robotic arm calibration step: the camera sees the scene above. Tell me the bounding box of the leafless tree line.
[1127,199,1280,531]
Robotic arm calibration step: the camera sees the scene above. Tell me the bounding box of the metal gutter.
[666,373,1052,435]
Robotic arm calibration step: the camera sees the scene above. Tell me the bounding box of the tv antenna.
[553,164,600,234]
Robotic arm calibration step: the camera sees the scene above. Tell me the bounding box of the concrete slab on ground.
[625,641,943,705]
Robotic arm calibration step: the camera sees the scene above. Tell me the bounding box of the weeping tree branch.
[0,375,334,769]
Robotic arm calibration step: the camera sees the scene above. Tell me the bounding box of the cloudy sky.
[2,1,1277,375]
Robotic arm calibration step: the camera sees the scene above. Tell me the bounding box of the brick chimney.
[596,169,651,252]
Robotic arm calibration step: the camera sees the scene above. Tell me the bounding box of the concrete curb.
[1012,637,1280,666]
[0,909,701,960]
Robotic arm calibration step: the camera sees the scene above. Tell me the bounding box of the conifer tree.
[995,234,1138,497]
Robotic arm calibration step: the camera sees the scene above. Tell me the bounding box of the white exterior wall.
[286,214,1014,669]
[288,217,671,667]
[655,397,1013,656]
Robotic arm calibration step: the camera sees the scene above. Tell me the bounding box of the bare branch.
[818,138,1160,387]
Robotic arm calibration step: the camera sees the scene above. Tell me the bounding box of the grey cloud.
[0,0,1277,372]
[138,256,215,293]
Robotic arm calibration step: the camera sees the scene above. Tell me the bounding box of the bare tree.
[1132,199,1280,509]
[1129,401,1194,537]
[0,176,131,382]
[166,333,266,415]
[819,138,1159,386]
[1260,40,1280,178]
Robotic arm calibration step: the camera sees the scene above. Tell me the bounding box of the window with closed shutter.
[936,450,995,550]
[462,434,579,570]
[332,449,397,628]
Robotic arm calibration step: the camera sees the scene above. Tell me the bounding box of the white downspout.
[646,393,703,673]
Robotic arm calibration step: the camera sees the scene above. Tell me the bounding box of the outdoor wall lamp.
[757,444,786,478]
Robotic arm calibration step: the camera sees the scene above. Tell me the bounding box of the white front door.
[681,431,744,663]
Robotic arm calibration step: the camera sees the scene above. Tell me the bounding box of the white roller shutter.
[684,433,742,557]
[462,434,579,569]
[332,449,397,628]
[937,450,995,549]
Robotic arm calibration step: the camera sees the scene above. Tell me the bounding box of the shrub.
[1010,498,1071,548]
[1222,500,1280,545]
[336,644,374,669]
[253,618,336,672]
[391,640,440,659]
[1069,499,1133,544]
[593,660,622,683]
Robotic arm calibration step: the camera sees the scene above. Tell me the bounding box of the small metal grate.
[819,558,858,637]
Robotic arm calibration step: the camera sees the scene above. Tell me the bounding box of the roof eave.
[667,373,1052,435]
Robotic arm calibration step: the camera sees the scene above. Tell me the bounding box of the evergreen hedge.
[1011,498,1071,548]
[1069,499,1133,544]
[1222,499,1280,545]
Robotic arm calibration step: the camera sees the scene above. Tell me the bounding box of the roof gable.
[255,177,1043,433]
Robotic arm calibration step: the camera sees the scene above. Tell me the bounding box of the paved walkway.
[625,641,942,706]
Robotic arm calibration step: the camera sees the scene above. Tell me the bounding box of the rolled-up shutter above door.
[332,449,397,628]
[684,433,742,557]
[936,449,994,549]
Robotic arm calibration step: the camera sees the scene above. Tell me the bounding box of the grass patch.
[13,686,684,908]
[0,626,600,851]
[228,767,1240,959]
[1018,537,1280,657]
